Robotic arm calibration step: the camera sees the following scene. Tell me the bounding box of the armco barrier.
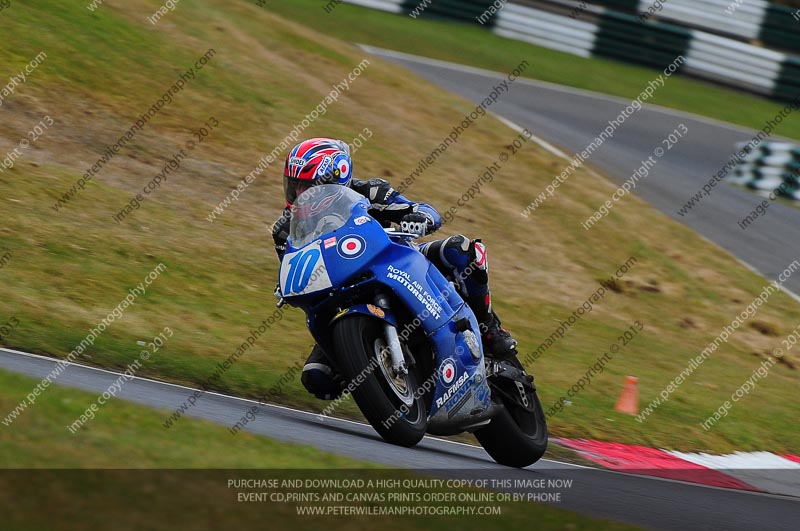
[403,0,500,24]
[593,11,691,69]
[685,31,785,94]
[760,3,800,54]
[578,0,800,54]
[730,142,800,200]
[775,57,800,102]
[494,3,598,57]
[341,0,800,101]
[580,0,767,39]
[345,0,404,14]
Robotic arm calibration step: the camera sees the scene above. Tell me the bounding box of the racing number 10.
[286,248,321,294]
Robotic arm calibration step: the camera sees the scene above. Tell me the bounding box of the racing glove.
[400,212,433,237]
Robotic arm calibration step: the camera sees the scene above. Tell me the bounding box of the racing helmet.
[283,138,352,206]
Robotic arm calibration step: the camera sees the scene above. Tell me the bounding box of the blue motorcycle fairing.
[328,303,399,328]
[365,247,492,421]
[280,185,492,432]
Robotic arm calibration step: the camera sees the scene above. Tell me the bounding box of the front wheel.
[475,358,548,467]
[332,315,427,447]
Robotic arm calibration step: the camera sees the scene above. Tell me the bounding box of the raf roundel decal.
[441,361,456,384]
[337,235,366,259]
[337,159,350,180]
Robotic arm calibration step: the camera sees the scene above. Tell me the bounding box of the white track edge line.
[0,346,581,468]
[492,114,571,160]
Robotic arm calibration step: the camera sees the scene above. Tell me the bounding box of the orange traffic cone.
[614,376,639,415]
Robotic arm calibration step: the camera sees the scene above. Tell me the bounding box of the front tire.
[332,315,427,447]
[475,358,548,467]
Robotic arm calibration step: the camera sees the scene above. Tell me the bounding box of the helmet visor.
[284,171,342,206]
[284,176,313,206]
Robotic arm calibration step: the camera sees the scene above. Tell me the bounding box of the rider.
[273,138,518,399]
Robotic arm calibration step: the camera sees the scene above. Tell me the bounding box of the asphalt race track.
[360,46,800,297]
[2,348,798,531]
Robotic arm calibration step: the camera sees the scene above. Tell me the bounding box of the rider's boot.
[466,293,518,359]
[481,311,518,359]
[300,344,344,400]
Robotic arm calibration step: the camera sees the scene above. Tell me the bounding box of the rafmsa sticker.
[436,371,469,409]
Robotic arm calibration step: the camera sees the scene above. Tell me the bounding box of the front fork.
[375,294,408,376]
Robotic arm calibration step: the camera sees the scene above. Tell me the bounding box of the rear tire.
[332,315,427,447]
[475,358,548,468]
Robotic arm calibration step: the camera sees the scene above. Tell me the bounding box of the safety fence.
[562,0,800,54]
[730,142,800,200]
[340,0,800,101]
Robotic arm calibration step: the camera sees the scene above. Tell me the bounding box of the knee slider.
[301,367,336,397]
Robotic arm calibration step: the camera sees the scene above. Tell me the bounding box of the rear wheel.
[475,357,548,467]
[332,315,427,447]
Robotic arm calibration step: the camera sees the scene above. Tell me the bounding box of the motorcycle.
[277,184,547,467]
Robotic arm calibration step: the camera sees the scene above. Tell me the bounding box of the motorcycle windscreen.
[289,184,364,248]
